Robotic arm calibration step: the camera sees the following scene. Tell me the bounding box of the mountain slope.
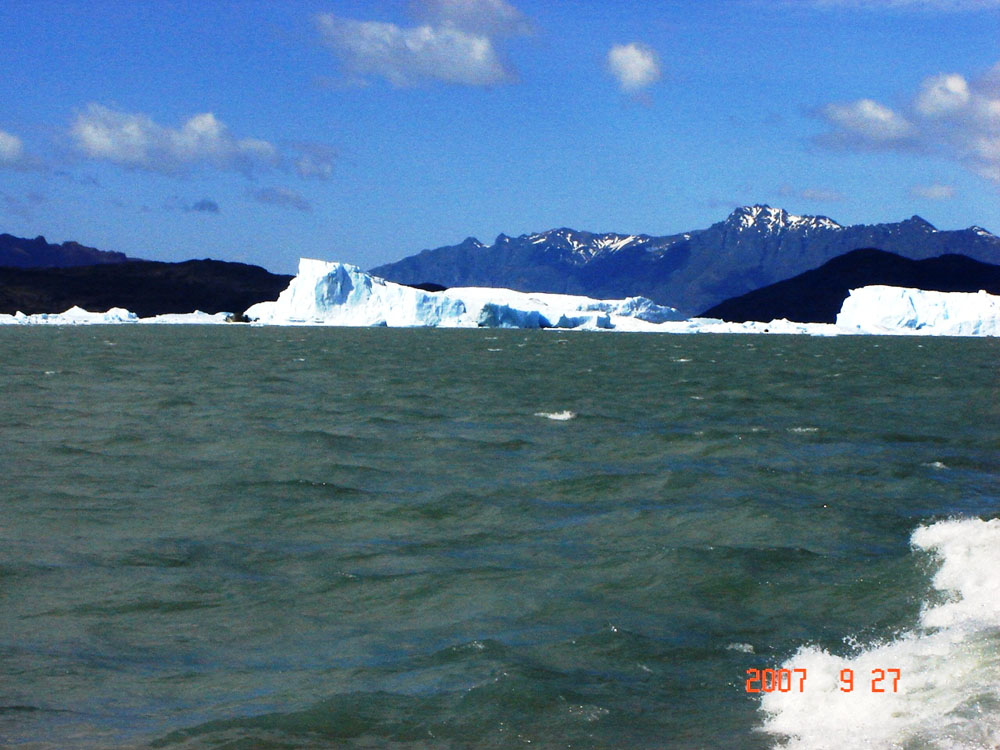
[701,249,1000,323]
[370,206,1000,314]
[0,233,130,268]
[0,260,292,317]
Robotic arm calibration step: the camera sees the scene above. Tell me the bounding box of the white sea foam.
[534,410,577,421]
[758,517,1000,749]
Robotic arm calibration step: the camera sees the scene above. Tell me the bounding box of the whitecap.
[787,427,819,433]
[757,517,1000,749]
[727,642,755,653]
[534,410,577,421]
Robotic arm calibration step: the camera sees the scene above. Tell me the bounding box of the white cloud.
[916,73,971,116]
[316,14,515,87]
[0,129,44,170]
[413,0,532,36]
[820,99,915,144]
[253,186,312,212]
[607,43,661,93]
[70,104,279,174]
[910,183,956,200]
[0,129,25,165]
[817,61,1000,183]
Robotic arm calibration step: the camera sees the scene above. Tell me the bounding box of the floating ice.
[836,285,1000,336]
[1,262,998,336]
[0,306,139,325]
[244,259,685,330]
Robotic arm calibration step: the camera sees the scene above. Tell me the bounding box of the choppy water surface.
[1,327,997,749]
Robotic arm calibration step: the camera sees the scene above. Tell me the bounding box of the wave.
[533,410,577,421]
[758,517,1000,749]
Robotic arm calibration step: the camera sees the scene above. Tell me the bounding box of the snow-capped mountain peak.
[523,228,646,260]
[725,205,842,233]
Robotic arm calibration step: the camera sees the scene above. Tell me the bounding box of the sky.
[0,0,998,274]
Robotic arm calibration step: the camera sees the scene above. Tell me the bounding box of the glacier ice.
[243,262,999,336]
[836,285,1000,336]
[1,259,997,336]
[0,307,229,326]
[243,258,686,330]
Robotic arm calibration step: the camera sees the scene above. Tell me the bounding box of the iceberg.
[243,258,686,330]
[0,306,139,325]
[0,307,231,326]
[836,285,1000,336]
[1,261,997,337]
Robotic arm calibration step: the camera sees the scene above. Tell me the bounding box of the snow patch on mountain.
[726,205,842,233]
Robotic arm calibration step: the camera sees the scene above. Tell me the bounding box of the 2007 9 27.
[745,668,901,693]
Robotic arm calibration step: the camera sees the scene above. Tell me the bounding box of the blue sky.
[1,0,998,273]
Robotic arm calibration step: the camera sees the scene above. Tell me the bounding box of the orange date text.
[745,668,901,693]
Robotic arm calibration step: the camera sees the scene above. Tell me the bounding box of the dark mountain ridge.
[0,259,292,318]
[371,206,1000,314]
[702,249,1000,323]
[0,233,130,268]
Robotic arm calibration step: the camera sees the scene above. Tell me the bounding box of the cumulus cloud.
[916,73,971,115]
[70,104,279,174]
[817,62,1000,183]
[910,183,956,200]
[413,0,532,36]
[818,99,916,146]
[607,43,661,94]
[0,129,44,170]
[316,13,516,87]
[252,186,312,212]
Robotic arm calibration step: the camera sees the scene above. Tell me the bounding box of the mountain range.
[3,205,1000,320]
[370,205,1000,315]
[0,233,129,268]
[0,260,291,318]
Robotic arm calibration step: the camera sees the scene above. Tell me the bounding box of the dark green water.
[1,327,997,749]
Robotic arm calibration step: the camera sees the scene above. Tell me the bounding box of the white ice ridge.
[2,262,999,336]
[243,258,686,330]
[836,285,1000,336]
[0,308,229,325]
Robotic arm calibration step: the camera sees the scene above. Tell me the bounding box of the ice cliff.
[243,258,685,329]
[3,259,998,336]
[836,285,1000,336]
